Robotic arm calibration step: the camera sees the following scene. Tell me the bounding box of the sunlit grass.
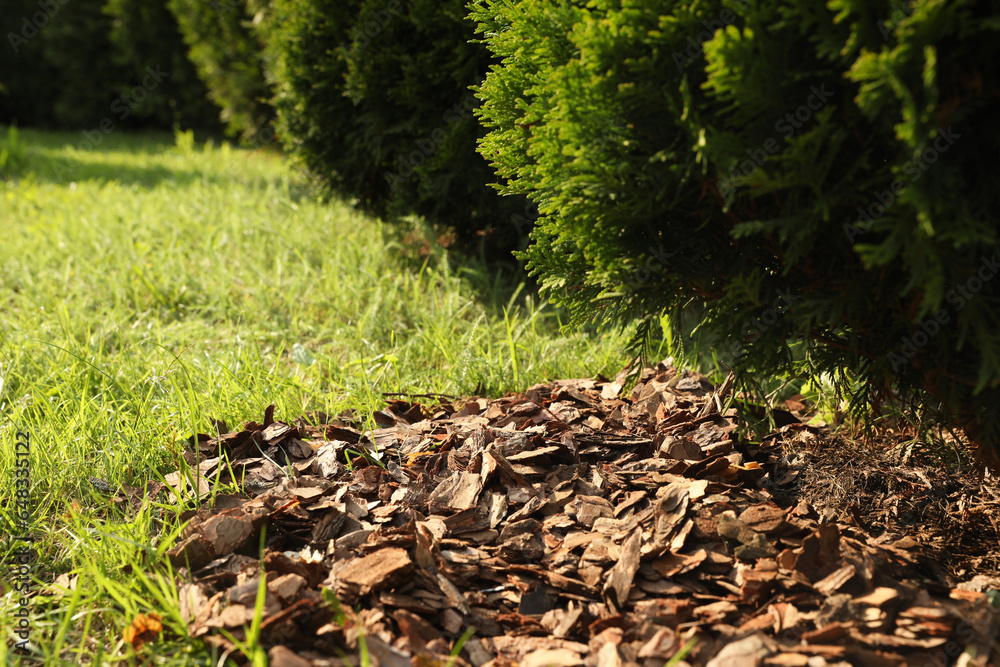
[0,127,631,663]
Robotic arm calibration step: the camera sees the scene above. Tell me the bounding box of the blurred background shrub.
[1,0,220,131]
[264,0,531,257]
[166,0,273,140]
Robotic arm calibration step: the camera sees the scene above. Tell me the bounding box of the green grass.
[0,127,632,664]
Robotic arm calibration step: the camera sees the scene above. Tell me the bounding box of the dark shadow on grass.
[30,150,221,189]
[377,215,576,327]
[13,127,281,191]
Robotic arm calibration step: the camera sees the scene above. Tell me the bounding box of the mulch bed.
[148,362,1000,666]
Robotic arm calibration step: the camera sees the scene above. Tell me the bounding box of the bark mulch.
[148,362,1000,666]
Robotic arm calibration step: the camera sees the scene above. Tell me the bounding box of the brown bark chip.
[335,547,415,598]
[161,362,1000,665]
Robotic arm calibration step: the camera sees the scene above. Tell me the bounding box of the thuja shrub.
[472,0,1000,452]
[103,0,221,131]
[1,0,217,130]
[1,0,125,128]
[0,0,60,126]
[265,0,530,255]
[167,0,273,140]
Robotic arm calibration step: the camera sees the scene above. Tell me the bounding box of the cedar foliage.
[166,0,273,140]
[471,0,1000,450]
[1,0,216,130]
[264,0,531,255]
[104,0,221,130]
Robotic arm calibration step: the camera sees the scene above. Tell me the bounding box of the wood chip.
[157,369,998,665]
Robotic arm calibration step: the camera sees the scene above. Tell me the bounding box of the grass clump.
[0,127,630,662]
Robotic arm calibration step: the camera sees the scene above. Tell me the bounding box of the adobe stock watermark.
[843,125,960,243]
[78,65,169,149]
[383,94,478,192]
[912,594,1000,667]
[210,0,244,16]
[508,200,540,236]
[876,1,915,42]
[246,122,278,150]
[664,287,799,363]
[349,0,401,51]
[887,254,999,372]
[717,84,835,199]
[51,65,169,179]
[508,123,629,236]
[619,241,678,296]
[671,0,751,72]
[6,0,70,54]
[9,429,34,652]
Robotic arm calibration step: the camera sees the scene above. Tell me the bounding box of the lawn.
[0,128,633,664]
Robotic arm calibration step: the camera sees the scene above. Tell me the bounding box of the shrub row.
[1,0,219,131]
[265,0,531,255]
[470,0,1000,452]
[166,0,274,140]
[3,0,529,252]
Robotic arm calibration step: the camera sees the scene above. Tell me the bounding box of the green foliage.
[0,0,125,127]
[0,0,220,130]
[0,1,57,126]
[167,0,274,140]
[265,0,531,256]
[40,0,126,126]
[103,0,223,131]
[472,0,1000,450]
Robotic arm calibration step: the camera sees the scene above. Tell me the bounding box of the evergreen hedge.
[104,0,221,130]
[0,0,61,127]
[265,0,531,254]
[167,0,273,141]
[1,0,216,130]
[2,0,124,128]
[471,0,1000,452]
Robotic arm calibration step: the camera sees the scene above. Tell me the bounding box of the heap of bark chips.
[151,362,1000,666]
